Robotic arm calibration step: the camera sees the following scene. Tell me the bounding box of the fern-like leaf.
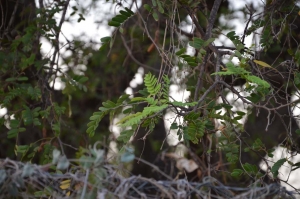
[108,7,134,28]
[144,73,161,96]
[212,61,249,76]
[162,75,170,100]
[119,112,145,127]
[118,129,135,143]
[145,97,158,105]
[119,104,168,127]
[3,87,26,106]
[245,75,270,88]
[185,120,206,144]
[86,110,109,137]
[171,101,197,107]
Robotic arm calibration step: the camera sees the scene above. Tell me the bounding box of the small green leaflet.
[271,158,286,178]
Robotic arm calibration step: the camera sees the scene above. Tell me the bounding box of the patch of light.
[137,67,144,75]
[164,111,180,146]
[49,77,66,90]
[165,83,191,146]
[111,117,121,138]
[0,107,7,117]
[129,73,144,88]
[107,141,119,162]
[125,87,133,96]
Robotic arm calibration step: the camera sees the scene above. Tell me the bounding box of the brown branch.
[241,5,254,44]
[47,0,71,89]
[194,81,219,111]
[204,0,222,40]
[133,158,173,181]
[193,53,210,102]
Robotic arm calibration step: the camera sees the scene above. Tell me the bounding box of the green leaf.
[86,110,109,137]
[112,15,128,23]
[253,60,272,68]
[8,128,25,138]
[271,158,286,178]
[187,62,198,66]
[144,72,161,96]
[294,72,300,86]
[171,101,197,107]
[185,120,205,143]
[243,163,258,174]
[131,97,146,102]
[10,119,20,128]
[175,48,186,56]
[203,38,215,47]
[5,78,16,82]
[152,12,159,21]
[245,75,270,88]
[170,122,178,130]
[52,123,61,136]
[212,61,249,76]
[231,169,243,177]
[236,111,246,116]
[108,21,121,27]
[117,94,130,104]
[143,4,152,12]
[119,10,131,17]
[226,31,239,40]
[157,0,164,13]
[101,36,111,43]
[27,86,41,100]
[124,7,134,15]
[151,0,157,7]
[16,145,29,154]
[117,129,134,143]
[189,38,204,49]
[17,77,28,81]
[123,108,132,114]
[102,100,116,108]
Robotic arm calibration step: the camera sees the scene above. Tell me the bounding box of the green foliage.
[176,38,214,67]
[189,37,215,50]
[119,104,168,127]
[271,158,286,178]
[143,0,166,21]
[118,129,135,143]
[22,106,41,125]
[162,75,170,100]
[185,120,206,144]
[226,31,244,51]
[212,61,270,88]
[87,109,110,137]
[144,73,161,96]
[231,169,243,177]
[108,8,135,28]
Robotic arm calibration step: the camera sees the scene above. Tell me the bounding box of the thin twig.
[120,35,160,72]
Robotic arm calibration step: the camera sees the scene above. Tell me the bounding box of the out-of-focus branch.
[204,0,222,40]
[120,35,160,72]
